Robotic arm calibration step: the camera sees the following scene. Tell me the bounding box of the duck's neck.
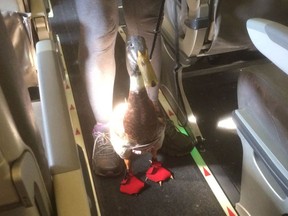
[129,73,145,93]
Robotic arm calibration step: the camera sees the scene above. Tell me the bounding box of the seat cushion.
[238,63,288,170]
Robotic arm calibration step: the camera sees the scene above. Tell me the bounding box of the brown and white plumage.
[110,35,165,160]
[110,36,171,194]
[123,88,164,146]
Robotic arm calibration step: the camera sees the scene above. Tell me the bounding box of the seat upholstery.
[238,64,288,171]
[162,0,288,59]
[233,18,288,215]
[2,11,38,88]
[0,12,52,200]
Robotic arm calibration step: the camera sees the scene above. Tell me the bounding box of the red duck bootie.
[146,161,173,185]
[120,171,145,195]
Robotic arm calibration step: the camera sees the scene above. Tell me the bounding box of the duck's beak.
[137,50,158,87]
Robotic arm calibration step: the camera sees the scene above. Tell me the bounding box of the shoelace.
[93,132,115,156]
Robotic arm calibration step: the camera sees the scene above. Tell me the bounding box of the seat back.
[162,0,288,65]
[233,18,288,216]
[1,0,96,215]
[0,11,53,215]
[1,0,38,88]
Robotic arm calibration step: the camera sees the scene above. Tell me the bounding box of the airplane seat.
[162,0,288,66]
[0,1,93,215]
[160,0,288,148]
[233,19,288,216]
[0,9,53,215]
[1,3,38,89]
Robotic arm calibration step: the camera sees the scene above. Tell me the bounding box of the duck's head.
[126,35,158,87]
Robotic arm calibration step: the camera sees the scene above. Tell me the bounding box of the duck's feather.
[110,35,165,159]
[110,97,165,159]
[123,89,161,144]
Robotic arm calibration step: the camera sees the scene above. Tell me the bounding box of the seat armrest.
[36,39,91,216]
[53,170,91,216]
[36,39,80,174]
[247,18,288,75]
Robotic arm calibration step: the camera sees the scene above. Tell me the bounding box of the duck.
[110,35,173,195]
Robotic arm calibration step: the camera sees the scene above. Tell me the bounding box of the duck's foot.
[146,161,173,185]
[120,171,145,195]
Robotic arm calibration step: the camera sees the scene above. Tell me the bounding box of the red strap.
[120,173,145,195]
[146,161,172,182]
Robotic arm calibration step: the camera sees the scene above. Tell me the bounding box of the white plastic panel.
[247,18,288,75]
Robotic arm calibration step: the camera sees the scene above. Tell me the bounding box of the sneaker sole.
[92,164,124,177]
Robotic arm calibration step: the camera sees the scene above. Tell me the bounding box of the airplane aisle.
[49,0,237,215]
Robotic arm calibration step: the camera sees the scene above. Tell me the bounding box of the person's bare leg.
[124,159,132,173]
[75,0,123,176]
[76,0,118,125]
